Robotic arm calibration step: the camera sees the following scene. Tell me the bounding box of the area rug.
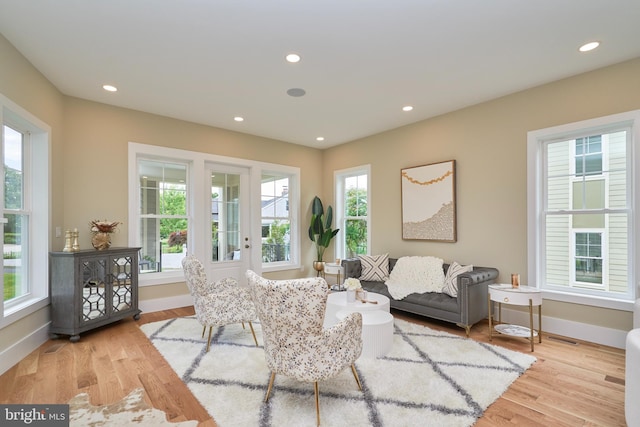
[68,388,198,426]
[140,316,536,427]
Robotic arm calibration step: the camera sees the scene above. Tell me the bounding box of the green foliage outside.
[3,272,17,302]
[345,187,368,258]
[266,220,289,245]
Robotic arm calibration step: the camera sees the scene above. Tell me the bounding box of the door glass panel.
[211,172,241,262]
[111,255,133,313]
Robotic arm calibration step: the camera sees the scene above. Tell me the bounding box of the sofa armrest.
[341,258,362,279]
[457,266,499,328]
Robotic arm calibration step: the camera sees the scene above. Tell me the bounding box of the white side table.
[488,284,542,352]
[323,262,343,288]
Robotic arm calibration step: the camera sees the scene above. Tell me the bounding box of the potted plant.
[308,196,339,274]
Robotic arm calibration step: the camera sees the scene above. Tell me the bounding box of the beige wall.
[323,57,640,331]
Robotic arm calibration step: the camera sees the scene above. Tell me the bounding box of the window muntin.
[530,114,635,305]
[138,160,188,274]
[336,167,370,259]
[261,173,291,264]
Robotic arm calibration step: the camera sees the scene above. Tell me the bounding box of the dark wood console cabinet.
[49,247,142,342]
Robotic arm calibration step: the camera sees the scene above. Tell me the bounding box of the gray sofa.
[341,257,498,335]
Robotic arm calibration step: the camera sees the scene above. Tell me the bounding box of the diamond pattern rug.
[140,316,535,427]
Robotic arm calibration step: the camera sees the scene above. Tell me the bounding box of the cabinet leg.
[69,335,81,343]
[133,312,141,321]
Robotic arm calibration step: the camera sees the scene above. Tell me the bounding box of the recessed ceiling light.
[316,137,325,142]
[102,84,117,92]
[287,88,306,97]
[579,41,600,52]
[402,106,413,112]
[234,116,244,122]
[285,53,301,63]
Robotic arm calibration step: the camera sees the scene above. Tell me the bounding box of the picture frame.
[401,160,456,242]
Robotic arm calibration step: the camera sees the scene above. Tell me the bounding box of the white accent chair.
[181,255,258,352]
[246,270,363,426]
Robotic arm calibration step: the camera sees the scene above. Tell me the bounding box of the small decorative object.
[401,160,456,242]
[511,273,520,288]
[344,277,362,303]
[72,228,80,251]
[89,220,120,250]
[63,229,73,252]
[356,289,368,302]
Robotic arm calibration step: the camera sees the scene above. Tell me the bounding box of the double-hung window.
[335,166,370,259]
[1,94,50,327]
[528,110,639,307]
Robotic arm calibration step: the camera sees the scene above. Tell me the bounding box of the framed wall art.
[401,160,456,242]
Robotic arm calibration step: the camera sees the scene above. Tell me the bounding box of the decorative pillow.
[442,262,473,297]
[358,254,390,281]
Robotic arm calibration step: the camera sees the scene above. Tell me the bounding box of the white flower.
[344,277,362,291]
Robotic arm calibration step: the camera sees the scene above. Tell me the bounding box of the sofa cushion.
[442,262,473,297]
[359,253,390,281]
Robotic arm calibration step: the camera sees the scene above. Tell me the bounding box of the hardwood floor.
[0,307,627,426]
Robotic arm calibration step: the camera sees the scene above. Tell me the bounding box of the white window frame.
[527,110,639,311]
[128,142,301,286]
[0,93,50,328]
[335,165,371,259]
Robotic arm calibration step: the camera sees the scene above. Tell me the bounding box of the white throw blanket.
[384,256,445,300]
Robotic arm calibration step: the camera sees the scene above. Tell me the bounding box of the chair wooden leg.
[265,372,276,402]
[314,382,320,426]
[206,327,213,352]
[242,322,246,329]
[350,364,362,391]
[202,325,206,338]
[248,322,258,346]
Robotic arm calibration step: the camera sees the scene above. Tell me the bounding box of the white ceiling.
[1,1,640,148]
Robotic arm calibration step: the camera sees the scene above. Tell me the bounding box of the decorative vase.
[91,232,112,250]
[313,261,325,277]
[346,290,356,303]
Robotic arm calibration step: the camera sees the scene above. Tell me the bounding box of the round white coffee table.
[336,309,394,359]
[323,291,391,328]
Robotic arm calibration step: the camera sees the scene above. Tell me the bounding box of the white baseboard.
[0,322,50,376]
[499,307,627,349]
[139,294,194,314]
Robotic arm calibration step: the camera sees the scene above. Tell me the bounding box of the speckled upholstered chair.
[246,270,363,426]
[181,255,258,352]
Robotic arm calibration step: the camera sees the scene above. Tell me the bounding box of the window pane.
[260,174,290,264]
[138,160,188,273]
[3,213,28,302]
[3,125,23,210]
[345,219,367,258]
[212,172,241,262]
